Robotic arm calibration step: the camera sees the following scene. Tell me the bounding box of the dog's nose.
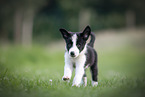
[70,51,75,57]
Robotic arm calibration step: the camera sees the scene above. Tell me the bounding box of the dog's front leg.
[62,53,73,81]
[62,63,73,81]
[72,65,84,87]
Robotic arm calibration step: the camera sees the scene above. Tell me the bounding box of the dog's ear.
[59,28,70,39]
[81,26,91,40]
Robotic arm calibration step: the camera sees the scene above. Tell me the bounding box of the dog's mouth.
[70,54,76,57]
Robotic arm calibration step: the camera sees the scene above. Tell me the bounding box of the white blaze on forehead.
[72,34,77,45]
[69,34,80,58]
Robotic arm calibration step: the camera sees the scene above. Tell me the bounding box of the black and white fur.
[60,26,98,87]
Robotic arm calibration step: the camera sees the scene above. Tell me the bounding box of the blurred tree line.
[0,0,145,45]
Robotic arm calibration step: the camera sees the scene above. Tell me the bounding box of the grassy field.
[0,31,145,97]
[0,45,145,97]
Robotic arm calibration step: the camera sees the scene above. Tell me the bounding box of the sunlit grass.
[0,45,145,97]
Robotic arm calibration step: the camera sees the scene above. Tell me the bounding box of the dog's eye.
[77,44,81,48]
[68,43,72,47]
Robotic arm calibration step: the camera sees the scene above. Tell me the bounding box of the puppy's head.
[60,26,91,58]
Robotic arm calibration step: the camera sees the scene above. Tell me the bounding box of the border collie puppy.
[59,26,98,87]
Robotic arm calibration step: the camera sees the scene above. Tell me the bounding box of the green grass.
[0,45,145,97]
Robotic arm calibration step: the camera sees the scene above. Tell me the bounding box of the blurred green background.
[0,0,145,97]
[0,0,145,44]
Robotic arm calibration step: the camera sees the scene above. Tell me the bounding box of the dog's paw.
[92,81,98,87]
[72,82,80,87]
[72,84,80,87]
[62,76,70,81]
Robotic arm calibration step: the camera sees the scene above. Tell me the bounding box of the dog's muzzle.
[70,51,76,57]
